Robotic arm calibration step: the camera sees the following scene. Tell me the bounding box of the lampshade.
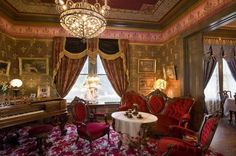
[10,79,23,88]
[153,79,167,90]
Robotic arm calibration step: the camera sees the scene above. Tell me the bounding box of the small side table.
[111,111,157,149]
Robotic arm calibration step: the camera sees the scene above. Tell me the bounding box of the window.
[204,59,236,113]
[65,58,88,102]
[223,59,236,94]
[204,63,220,102]
[65,56,121,104]
[204,62,220,114]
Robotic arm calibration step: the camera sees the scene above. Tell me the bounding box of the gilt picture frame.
[138,77,156,92]
[37,85,50,98]
[165,65,177,80]
[0,60,11,76]
[138,59,156,73]
[19,57,49,75]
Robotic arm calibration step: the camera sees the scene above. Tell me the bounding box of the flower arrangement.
[0,81,9,95]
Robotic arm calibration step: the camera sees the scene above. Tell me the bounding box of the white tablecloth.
[111,111,157,137]
[224,98,236,116]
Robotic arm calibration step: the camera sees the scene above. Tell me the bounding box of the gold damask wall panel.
[0,30,184,98]
[0,31,53,96]
[128,44,160,95]
[128,37,184,97]
[159,38,184,97]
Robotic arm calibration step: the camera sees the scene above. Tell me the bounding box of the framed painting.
[138,59,156,73]
[166,65,177,80]
[138,77,156,91]
[37,85,50,98]
[19,57,49,75]
[0,60,11,76]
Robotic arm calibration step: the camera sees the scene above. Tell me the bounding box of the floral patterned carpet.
[0,124,223,156]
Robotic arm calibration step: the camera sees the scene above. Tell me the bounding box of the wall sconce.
[153,79,167,91]
[10,79,23,96]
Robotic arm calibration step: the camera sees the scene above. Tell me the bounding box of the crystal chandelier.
[55,0,110,39]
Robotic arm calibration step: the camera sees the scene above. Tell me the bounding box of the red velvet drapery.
[99,40,129,97]
[53,37,87,97]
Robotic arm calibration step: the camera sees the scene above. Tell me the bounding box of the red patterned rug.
[0,124,223,156]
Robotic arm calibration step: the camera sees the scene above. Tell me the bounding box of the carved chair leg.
[221,102,224,118]
[76,136,79,144]
[118,132,123,149]
[89,140,92,151]
[36,137,43,155]
[234,112,236,123]
[229,111,233,123]
[59,114,68,136]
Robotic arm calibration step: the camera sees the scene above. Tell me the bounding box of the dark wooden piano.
[0,97,68,134]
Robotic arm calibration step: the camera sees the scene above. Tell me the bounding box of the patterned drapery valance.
[53,37,129,81]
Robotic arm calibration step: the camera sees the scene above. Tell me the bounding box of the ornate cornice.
[6,0,180,23]
[0,0,235,43]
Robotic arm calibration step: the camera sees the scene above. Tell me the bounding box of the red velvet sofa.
[118,90,195,137]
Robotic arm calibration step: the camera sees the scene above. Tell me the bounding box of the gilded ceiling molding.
[0,16,163,43]
[6,0,180,22]
[161,0,236,41]
[0,0,235,43]
[204,37,236,45]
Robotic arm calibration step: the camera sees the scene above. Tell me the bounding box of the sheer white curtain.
[223,59,236,96]
[204,63,220,114]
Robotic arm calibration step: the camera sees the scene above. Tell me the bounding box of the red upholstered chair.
[71,96,110,150]
[118,90,148,112]
[149,97,194,137]
[158,114,220,156]
[29,124,53,155]
[146,89,168,115]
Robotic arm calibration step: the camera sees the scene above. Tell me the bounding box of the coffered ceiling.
[0,0,198,30]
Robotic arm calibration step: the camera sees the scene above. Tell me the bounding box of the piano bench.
[29,124,53,155]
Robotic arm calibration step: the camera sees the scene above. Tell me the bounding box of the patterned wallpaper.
[128,44,161,95]
[0,31,54,96]
[128,37,184,97]
[0,30,184,98]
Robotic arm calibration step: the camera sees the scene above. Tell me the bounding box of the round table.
[111,111,157,138]
[224,98,236,122]
[224,98,236,116]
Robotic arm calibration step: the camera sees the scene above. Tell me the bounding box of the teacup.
[128,113,133,118]
[137,114,142,119]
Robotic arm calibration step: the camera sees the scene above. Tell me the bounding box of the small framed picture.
[30,93,36,99]
[165,65,177,80]
[19,57,49,75]
[138,77,156,91]
[37,85,50,98]
[138,59,156,73]
[0,60,11,76]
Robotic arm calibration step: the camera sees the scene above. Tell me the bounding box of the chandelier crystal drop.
[55,0,110,39]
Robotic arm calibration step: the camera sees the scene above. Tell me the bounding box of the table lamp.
[153,79,167,91]
[10,79,23,97]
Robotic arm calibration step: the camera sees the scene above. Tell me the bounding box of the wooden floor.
[211,117,236,156]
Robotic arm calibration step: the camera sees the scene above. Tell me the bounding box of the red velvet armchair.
[118,90,148,112]
[158,114,220,156]
[71,96,110,150]
[146,89,168,115]
[149,97,194,137]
